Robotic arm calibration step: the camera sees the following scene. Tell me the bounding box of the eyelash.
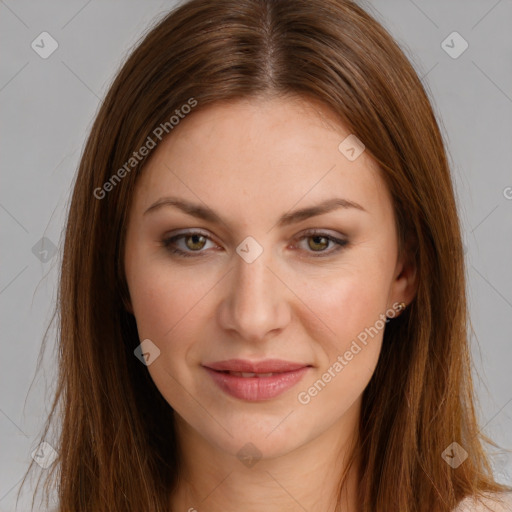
[161,230,348,258]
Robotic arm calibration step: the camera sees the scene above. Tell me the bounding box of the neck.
[170,404,361,512]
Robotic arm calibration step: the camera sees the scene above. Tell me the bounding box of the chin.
[212,427,308,463]
[176,406,314,462]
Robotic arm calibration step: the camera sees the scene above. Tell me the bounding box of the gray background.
[1,0,511,510]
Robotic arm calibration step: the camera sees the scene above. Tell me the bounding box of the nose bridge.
[219,239,289,340]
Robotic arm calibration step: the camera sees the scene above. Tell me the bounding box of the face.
[124,95,415,461]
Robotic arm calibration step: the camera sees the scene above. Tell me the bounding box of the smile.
[203,359,311,401]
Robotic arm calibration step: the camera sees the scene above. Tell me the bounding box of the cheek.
[126,259,207,402]
[126,253,224,385]
[294,284,386,420]
[296,268,389,396]
[127,249,209,341]
[298,266,390,348]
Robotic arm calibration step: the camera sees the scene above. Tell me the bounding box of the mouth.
[203,358,309,373]
[214,370,281,378]
[202,359,312,401]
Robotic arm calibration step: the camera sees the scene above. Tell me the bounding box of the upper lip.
[203,359,310,373]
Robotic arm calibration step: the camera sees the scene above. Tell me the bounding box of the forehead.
[132,96,392,224]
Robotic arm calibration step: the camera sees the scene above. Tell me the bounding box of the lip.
[204,359,308,373]
[203,359,311,401]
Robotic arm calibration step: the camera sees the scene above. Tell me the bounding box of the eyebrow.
[143,196,367,227]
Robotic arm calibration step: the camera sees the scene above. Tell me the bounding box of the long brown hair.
[21,0,510,510]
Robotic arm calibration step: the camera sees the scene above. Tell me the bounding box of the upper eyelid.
[163,229,218,245]
[163,228,346,242]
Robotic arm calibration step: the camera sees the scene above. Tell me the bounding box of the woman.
[22,0,511,510]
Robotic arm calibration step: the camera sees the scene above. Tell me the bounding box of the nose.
[217,245,291,342]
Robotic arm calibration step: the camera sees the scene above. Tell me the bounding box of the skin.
[123,95,417,511]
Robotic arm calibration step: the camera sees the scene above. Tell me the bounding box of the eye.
[293,230,348,257]
[162,230,216,258]
[161,229,348,258]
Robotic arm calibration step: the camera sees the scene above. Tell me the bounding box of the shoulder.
[454,492,512,512]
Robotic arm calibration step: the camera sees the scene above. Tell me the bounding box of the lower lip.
[204,367,310,401]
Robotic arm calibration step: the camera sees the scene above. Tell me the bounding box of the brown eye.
[184,234,207,251]
[307,235,330,252]
[295,231,348,257]
[162,231,215,257]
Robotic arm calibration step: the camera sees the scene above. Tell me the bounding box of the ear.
[388,238,418,311]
